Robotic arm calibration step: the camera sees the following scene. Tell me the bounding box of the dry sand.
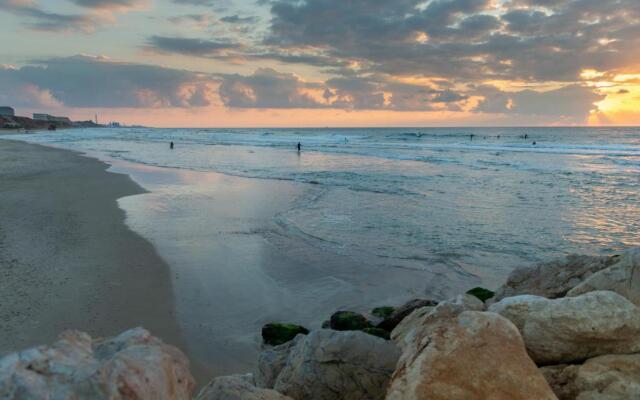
[0,140,185,362]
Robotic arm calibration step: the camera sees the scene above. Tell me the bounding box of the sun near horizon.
[1,0,640,128]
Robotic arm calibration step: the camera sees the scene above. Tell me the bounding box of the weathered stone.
[541,353,640,400]
[371,306,395,319]
[329,311,372,331]
[254,336,303,389]
[567,248,640,306]
[262,323,309,346]
[391,294,484,347]
[490,291,640,364]
[0,328,195,399]
[466,286,495,302]
[377,298,438,332]
[387,311,557,400]
[273,329,400,400]
[492,254,616,302]
[196,374,293,400]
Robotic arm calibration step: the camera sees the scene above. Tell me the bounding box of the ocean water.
[9,127,639,267]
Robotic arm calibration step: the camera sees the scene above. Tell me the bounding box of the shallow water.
[5,126,640,374]
[9,127,639,271]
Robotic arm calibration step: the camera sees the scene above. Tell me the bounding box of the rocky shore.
[1,248,638,399]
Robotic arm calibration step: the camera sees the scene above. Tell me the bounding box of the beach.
[0,140,184,368]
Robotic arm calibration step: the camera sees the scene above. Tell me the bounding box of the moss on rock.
[329,311,372,331]
[262,323,309,346]
[466,287,495,302]
[362,327,391,340]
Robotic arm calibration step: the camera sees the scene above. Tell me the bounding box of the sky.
[0,0,639,127]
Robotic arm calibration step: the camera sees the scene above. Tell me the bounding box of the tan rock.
[492,254,616,302]
[254,335,303,389]
[567,248,640,305]
[391,294,483,348]
[387,311,557,400]
[541,353,640,400]
[491,291,640,364]
[0,327,195,399]
[196,374,293,400]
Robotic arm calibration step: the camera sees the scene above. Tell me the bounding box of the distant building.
[0,106,15,117]
[33,113,71,124]
[108,122,121,128]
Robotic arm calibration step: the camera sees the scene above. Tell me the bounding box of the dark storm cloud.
[0,55,216,108]
[0,0,102,32]
[146,36,240,57]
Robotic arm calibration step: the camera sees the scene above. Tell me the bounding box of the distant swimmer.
[297,142,301,152]
[497,135,501,139]
[532,141,537,145]
[170,141,174,149]
[524,134,528,139]
[470,134,475,141]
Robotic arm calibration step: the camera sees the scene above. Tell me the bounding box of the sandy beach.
[0,140,184,361]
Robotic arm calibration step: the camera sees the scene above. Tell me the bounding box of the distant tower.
[95,113,98,124]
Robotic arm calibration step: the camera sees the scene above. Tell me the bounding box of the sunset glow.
[1,0,640,126]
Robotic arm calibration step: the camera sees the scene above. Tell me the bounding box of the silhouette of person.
[297,142,301,152]
[170,141,174,149]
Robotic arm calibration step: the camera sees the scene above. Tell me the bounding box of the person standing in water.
[170,141,174,149]
[297,142,301,152]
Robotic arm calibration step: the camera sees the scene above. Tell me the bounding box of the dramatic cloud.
[0,0,104,32]
[0,55,217,108]
[474,85,605,120]
[146,36,240,57]
[69,0,145,10]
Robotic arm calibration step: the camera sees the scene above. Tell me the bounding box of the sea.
[5,126,639,373]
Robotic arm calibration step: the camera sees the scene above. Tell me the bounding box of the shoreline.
[0,140,207,380]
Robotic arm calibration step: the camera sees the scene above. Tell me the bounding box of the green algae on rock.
[329,311,372,331]
[466,287,495,302]
[371,306,395,319]
[262,323,309,346]
[362,327,391,340]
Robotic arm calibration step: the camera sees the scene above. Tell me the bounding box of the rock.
[377,298,438,332]
[567,248,640,306]
[320,320,330,329]
[492,254,616,302]
[262,323,309,346]
[329,311,372,331]
[0,327,194,399]
[490,291,640,364]
[387,311,557,400]
[466,286,495,302]
[196,374,293,400]
[273,329,400,400]
[255,336,303,389]
[391,294,484,347]
[541,353,640,400]
[371,306,395,319]
[362,327,390,340]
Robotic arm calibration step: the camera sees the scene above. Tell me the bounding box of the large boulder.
[196,374,293,400]
[567,248,640,306]
[489,291,640,364]
[254,336,303,389]
[0,328,194,399]
[273,329,400,400]
[492,254,617,302]
[386,311,557,400]
[541,353,640,400]
[390,294,484,348]
[377,298,438,332]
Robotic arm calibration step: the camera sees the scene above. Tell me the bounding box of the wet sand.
[0,140,187,370]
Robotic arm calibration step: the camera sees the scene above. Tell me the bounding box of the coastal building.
[0,106,15,117]
[33,113,71,124]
